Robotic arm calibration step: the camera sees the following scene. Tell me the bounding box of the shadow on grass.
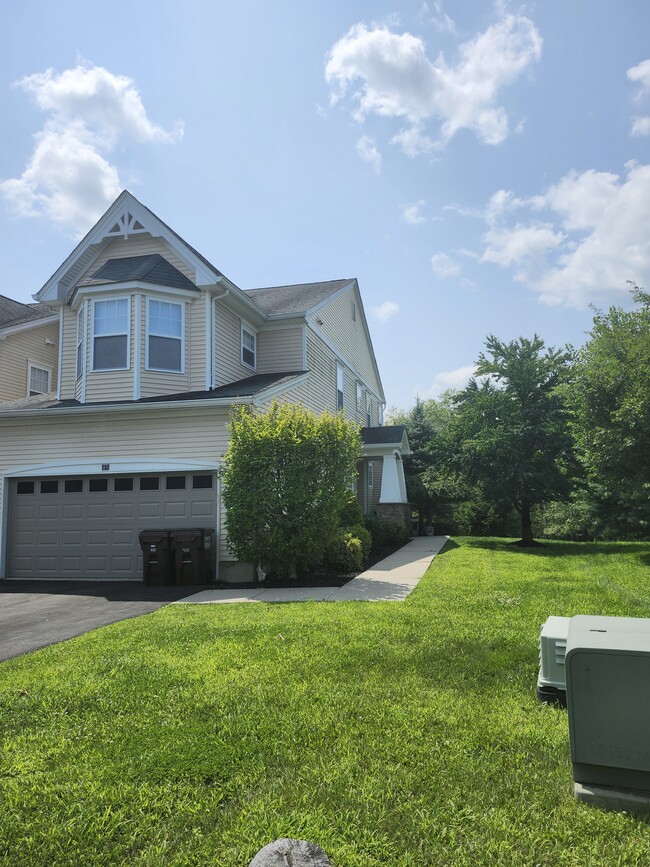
[433,538,460,556]
[461,538,650,559]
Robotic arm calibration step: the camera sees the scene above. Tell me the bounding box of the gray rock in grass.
[249,838,332,866]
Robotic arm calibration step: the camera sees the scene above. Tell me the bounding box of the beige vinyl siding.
[76,234,197,285]
[256,325,303,373]
[60,306,80,400]
[316,287,383,399]
[0,322,59,402]
[189,292,208,391]
[0,404,234,570]
[213,301,256,386]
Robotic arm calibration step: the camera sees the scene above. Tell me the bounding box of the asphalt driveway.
[0,580,196,662]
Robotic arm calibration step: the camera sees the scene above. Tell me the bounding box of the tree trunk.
[520,502,534,545]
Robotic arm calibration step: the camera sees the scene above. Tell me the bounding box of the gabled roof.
[0,295,54,330]
[34,190,239,305]
[361,425,411,455]
[243,279,354,316]
[80,254,197,291]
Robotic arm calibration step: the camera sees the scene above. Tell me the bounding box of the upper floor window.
[356,382,363,413]
[27,362,51,396]
[76,307,84,380]
[92,298,129,371]
[241,324,256,369]
[379,404,384,426]
[147,299,183,372]
[336,363,344,410]
[366,397,372,428]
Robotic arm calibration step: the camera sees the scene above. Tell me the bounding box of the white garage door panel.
[7,473,217,579]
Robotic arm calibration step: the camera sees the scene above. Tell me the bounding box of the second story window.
[27,362,51,396]
[336,363,344,410]
[92,298,129,371]
[147,299,183,372]
[356,382,363,413]
[241,325,256,369]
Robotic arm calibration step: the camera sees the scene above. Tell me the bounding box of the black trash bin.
[170,529,212,585]
[139,529,174,585]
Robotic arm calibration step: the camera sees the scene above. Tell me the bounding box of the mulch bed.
[214,545,405,590]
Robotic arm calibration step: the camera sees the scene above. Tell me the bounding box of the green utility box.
[566,615,650,794]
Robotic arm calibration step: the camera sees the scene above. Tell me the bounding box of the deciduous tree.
[454,335,575,545]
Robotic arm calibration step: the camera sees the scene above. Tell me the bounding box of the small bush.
[363,515,409,550]
[323,530,364,573]
[346,523,372,561]
[339,494,364,527]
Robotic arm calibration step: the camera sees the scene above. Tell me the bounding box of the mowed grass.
[2,539,650,865]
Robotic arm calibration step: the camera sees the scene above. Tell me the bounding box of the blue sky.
[1,0,649,410]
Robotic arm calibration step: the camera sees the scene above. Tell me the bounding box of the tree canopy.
[453,335,575,544]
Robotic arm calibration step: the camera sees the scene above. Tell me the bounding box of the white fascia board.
[307,321,383,404]
[352,285,386,404]
[252,372,310,406]
[0,315,59,339]
[0,395,253,420]
[5,458,220,479]
[72,282,200,307]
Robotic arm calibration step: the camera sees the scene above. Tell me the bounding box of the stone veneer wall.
[377,502,412,534]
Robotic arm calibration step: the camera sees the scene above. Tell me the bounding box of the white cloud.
[0,64,183,236]
[372,300,400,321]
[627,59,650,91]
[481,223,564,268]
[391,124,436,157]
[477,162,650,307]
[401,200,427,224]
[325,13,541,153]
[423,364,476,398]
[431,252,460,277]
[627,60,650,135]
[356,135,382,173]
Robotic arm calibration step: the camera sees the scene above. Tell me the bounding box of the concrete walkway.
[175,535,448,605]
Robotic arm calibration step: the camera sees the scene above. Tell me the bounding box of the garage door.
[6,472,217,579]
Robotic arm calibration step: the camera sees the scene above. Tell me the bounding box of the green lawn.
[2,538,650,866]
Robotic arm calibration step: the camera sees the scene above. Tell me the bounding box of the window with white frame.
[147,299,183,372]
[336,363,344,410]
[366,396,372,428]
[379,404,384,425]
[92,298,129,371]
[356,382,363,413]
[27,362,51,396]
[76,307,84,380]
[241,325,256,369]
[368,462,374,489]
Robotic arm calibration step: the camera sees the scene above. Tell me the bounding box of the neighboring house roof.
[361,425,407,445]
[361,425,411,456]
[243,279,353,316]
[79,254,197,291]
[0,295,54,330]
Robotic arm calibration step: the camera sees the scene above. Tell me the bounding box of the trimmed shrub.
[339,494,364,528]
[346,523,372,561]
[323,530,364,573]
[363,515,410,551]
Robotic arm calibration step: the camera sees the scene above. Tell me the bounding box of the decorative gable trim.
[35,191,224,305]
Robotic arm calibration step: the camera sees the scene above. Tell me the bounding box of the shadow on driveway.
[0,580,199,662]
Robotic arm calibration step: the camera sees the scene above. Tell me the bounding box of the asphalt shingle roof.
[81,254,197,291]
[243,279,353,316]
[37,371,307,411]
[0,295,54,329]
[361,425,407,446]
